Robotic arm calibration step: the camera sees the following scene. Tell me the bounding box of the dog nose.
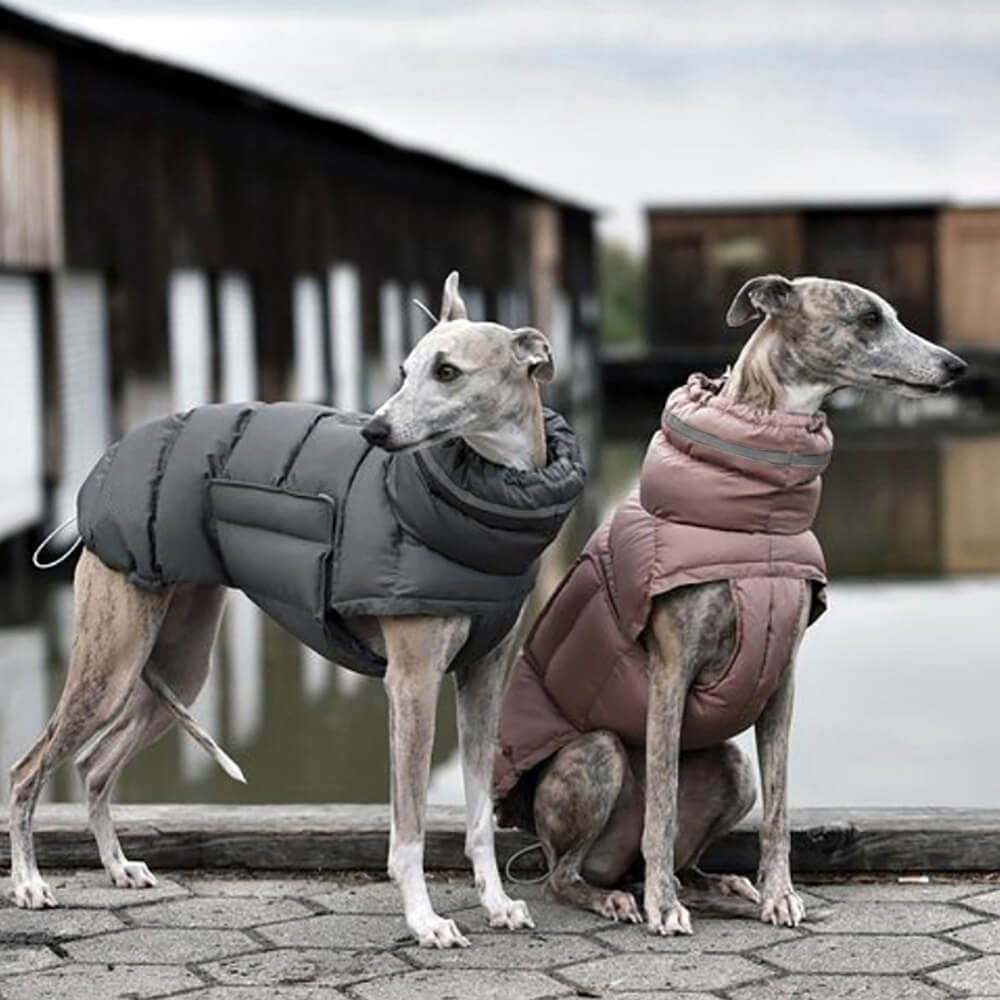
[943,354,968,381]
[362,414,392,447]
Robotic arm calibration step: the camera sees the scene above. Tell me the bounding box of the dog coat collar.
[389,409,586,575]
[640,373,833,536]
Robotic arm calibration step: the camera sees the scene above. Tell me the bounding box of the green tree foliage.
[599,240,645,346]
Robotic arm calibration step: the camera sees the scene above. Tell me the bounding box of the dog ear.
[726,275,799,327]
[511,327,554,382]
[440,270,468,322]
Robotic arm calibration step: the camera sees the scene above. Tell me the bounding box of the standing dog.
[8,272,586,949]
[495,275,966,934]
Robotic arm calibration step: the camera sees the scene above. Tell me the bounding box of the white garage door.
[0,275,43,539]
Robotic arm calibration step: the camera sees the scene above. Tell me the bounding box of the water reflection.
[1,422,999,809]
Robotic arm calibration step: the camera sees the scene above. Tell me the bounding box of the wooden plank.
[0,34,62,267]
[938,208,1000,350]
[940,435,1000,573]
[2,806,999,874]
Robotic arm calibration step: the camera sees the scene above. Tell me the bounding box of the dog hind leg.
[534,730,643,923]
[8,551,171,908]
[76,583,226,890]
[675,741,760,906]
[454,628,533,931]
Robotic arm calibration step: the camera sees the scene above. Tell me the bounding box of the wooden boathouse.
[0,3,597,545]
[644,200,1000,361]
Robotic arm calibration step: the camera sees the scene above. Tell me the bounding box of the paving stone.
[187,876,341,898]
[0,905,124,940]
[949,919,1000,952]
[560,952,768,993]
[198,947,409,987]
[258,912,414,950]
[963,888,1000,916]
[37,870,189,908]
[597,915,801,953]
[404,929,606,968]
[123,895,312,928]
[928,955,1000,994]
[312,878,478,915]
[728,973,953,999]
[351,968,571,1000]
[453,897,614,934]
[176,989,347,1000]
[806,901,976,934]
[63,926,260,964]
[760,934,968,974]
[585,995,718,1000]
[0,962,202,1000]
[810,881,993,903]
[0,946,61,977]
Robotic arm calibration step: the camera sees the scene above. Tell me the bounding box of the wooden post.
[168,270,213,411]
[291,275,327,403]
[328,264,362,411]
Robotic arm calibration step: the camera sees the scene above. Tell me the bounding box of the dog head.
[727,274,966,399]
[362,271,553,458]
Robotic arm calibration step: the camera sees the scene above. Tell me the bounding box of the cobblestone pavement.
[3,871,1000,998]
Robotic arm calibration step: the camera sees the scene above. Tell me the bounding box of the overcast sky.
[11,0,1000,247]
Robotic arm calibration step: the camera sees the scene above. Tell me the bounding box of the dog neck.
[721,320,829,415]
[462,391,546,471]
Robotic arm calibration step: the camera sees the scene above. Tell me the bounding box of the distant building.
[0,4,597,543]
[645,201,1000,360]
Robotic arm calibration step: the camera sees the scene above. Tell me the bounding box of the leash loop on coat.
[504,840,549,885]
[412,299,438,326]
[32,514,82,569]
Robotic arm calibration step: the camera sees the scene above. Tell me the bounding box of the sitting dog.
[8,272,586,949]
[494,275,966,934]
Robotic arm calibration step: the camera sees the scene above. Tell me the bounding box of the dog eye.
[435,363,461,383]
[860,309,882,328]
[398,365,407,383]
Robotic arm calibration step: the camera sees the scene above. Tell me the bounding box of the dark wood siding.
[646,210,801,354]
[803,208,938,339]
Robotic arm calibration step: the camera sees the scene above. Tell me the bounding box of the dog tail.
[141,665,247,784]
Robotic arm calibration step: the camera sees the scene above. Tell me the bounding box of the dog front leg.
[382,617,470,948]
[455,628,533,931]
[642,608,693,935]
[754,660,805,927]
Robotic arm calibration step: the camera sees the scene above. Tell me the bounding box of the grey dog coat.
[494,374,831,818]
[77,402,586,675]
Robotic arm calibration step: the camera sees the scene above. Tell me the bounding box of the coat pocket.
[207,479,337,622]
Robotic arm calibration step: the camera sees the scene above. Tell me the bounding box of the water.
[2,418,999,810]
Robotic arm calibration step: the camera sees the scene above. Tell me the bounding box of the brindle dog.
[530,275,966,934]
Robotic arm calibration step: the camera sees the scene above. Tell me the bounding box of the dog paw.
[414,916,471,949]
[647,898,692,936]
[109,860,158,890]
[597,890,643,924]
[760,886,806,927]
[486,896,534,930]
[12,877,58,909]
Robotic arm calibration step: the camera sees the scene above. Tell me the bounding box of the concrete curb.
[3,805,999,873]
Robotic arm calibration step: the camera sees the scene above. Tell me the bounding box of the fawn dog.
[9,272,586,949]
